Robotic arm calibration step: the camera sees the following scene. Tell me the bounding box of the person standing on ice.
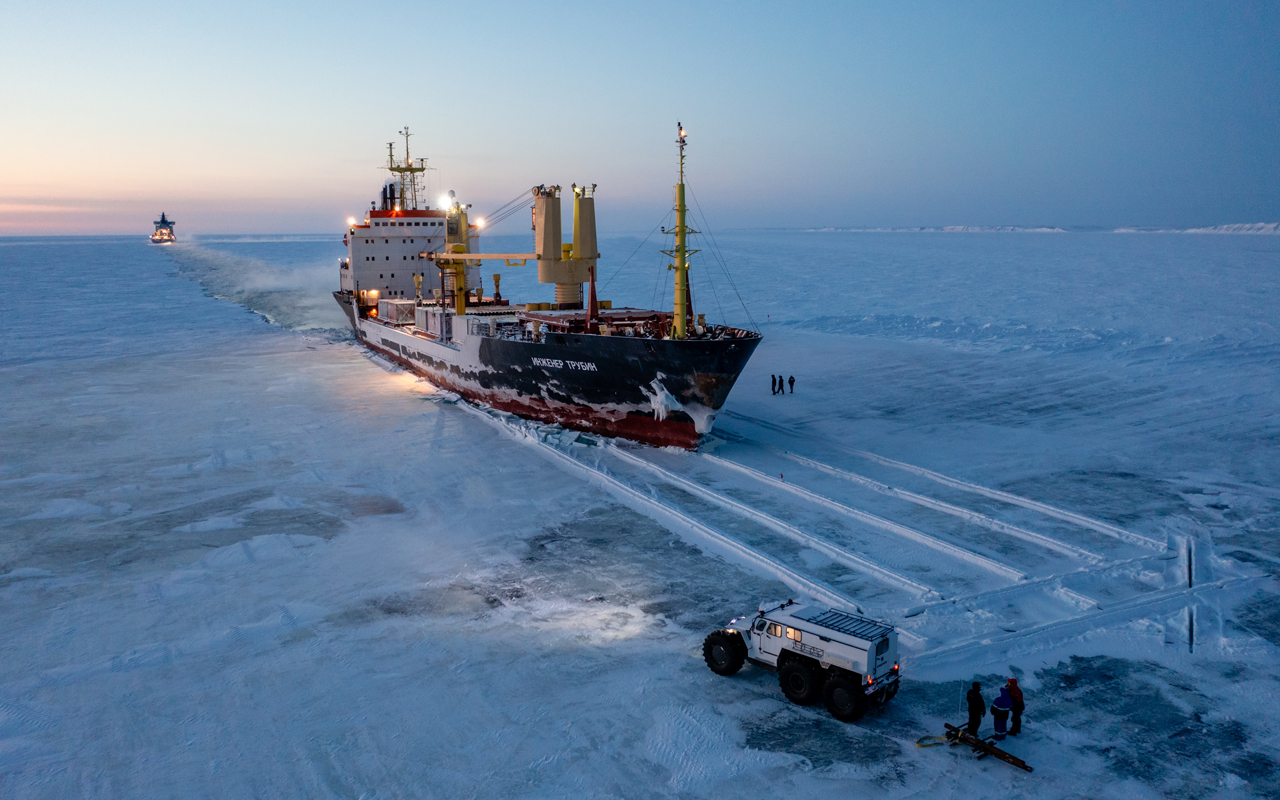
[771,375,777,394]
[965,682,985,736]
[990,687,1013,740]
[1006,678,1024,736]
[777,375,785,397]
[788,375,795,393]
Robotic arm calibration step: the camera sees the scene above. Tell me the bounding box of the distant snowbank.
[800,223,1279,234]
[1115,222,1280,234]
[804,226,1067,233]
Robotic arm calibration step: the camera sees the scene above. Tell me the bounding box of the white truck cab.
[703,600,900,722]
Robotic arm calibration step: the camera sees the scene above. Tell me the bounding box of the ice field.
[2,230,1279,798]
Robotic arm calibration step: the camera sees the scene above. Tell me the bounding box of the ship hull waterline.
[335,293,760,450]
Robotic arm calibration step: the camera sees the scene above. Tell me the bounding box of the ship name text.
[532,357,598,371]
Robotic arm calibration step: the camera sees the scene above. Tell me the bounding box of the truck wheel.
[778,660,821,705]
[823,674,869,722]
[703,631,746,676]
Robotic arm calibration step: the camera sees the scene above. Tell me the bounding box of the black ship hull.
[335,292,760,449]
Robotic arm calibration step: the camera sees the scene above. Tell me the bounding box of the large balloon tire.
[824,673,870,722]
[778,660,822,706]
[703,631,746,676]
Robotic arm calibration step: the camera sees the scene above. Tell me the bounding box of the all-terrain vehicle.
[702,600,900,722]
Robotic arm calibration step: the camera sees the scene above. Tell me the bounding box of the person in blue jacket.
[990,687,1013,741]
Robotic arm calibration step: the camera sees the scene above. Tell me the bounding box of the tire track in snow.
[688,452,1027,583]
[720,435,1103,563]
[845,449,1165,551]
[899,555,1172,618]
[450,402,900,618]
[606,446,947,595]
[721,411,1163,551]
[907,575,1266,668]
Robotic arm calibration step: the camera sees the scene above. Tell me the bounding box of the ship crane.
[425,183,600,322]
[427,124,700,338]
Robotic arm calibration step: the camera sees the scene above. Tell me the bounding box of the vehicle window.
[786,627,801,641]
[766,623,782,637]
[876,639,889,656]
[753,619,767,632]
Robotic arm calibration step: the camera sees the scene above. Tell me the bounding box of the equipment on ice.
[702,600,901,722]
[916,723,1034,773]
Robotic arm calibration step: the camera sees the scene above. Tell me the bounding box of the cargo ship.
[150,212,176,244]
[333,126,761,449]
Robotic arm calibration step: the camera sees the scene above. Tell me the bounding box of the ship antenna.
[677,121,686,184]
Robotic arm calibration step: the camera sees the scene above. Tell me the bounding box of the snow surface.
[2,232,1279,798]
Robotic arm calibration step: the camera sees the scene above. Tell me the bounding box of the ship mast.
[385,127,429,210]
[663,122,699,339]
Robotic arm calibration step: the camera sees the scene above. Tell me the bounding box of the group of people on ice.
[771,375,795,394]
[966,678,1025,741]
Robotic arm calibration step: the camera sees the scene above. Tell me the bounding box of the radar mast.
[385,127,430,210]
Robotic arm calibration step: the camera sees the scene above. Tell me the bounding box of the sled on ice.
[917,724,1034,773]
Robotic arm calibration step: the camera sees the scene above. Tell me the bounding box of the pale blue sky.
[1,1,1275,233]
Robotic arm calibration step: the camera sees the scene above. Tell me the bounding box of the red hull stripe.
[365,342,701,450]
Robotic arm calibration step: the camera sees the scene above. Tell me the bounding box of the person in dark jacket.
[788,375,795,393]
[771,375,777,395]
[1007,677,1024,736]
[965,682,985,737]
[990,687,1013,740]
[777,375,785,397]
